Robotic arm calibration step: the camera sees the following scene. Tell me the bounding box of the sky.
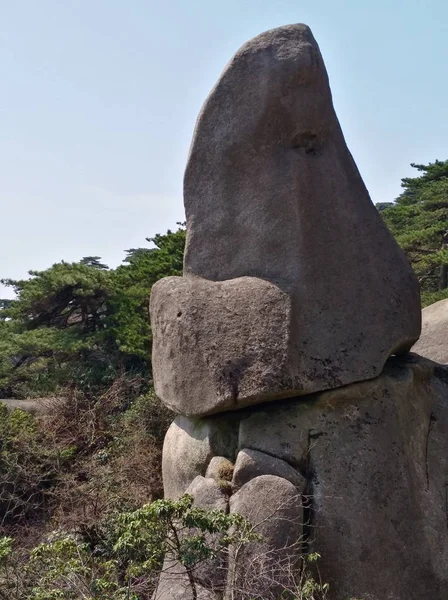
[1,0,447,298]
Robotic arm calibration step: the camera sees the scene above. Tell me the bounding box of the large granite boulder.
[149,23,438,600]
[150,23,420,418]
[412,298,448,364]
[226,475,303,599]
[160,355,448,599]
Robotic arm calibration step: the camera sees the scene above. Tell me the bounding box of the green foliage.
[108,225,185,367]
[297,553,330,600]
[110,495,254,576]
[378,160,448,306]
[0,536,13,562]
[0,379,172,529]
[122,390,173,446]
[0,496,255,600]
[0,404,82,524]
[0,225,185,397]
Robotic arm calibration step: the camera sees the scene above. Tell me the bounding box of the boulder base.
[160,355,448,599]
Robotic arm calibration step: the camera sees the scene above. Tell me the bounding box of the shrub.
[0,495,254,600]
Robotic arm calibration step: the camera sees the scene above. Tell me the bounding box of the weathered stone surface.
[151,276,294,416]
[162,414,239,500]
[186,475,228,512]
[205,456,234,483]
[0,398,59,416]
[153,562,218,600]
[232,448,305,491]
[160,356,448,599]
[412,298,448,364]
[150,23,421,417]
[226,475,303,599]
[162,417,213,500]
[307,359,448,600]
[239,355,448,599]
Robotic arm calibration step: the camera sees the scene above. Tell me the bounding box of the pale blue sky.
[1,0,447,298]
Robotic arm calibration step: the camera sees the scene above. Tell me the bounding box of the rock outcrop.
[150,23,421,418]
[412,298,448,364]
[149,22,444,600]
[226,475,303,599]
[159,355,448,599]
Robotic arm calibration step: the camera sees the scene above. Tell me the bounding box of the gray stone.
[412,298,448,364]
[237,392,317,468]
[162,414,239,500]
[160,356,448,599]
[232,448,305,491]
[186,475,228,512]
[150,23,420,417]
[205,456,234,483]
[153,562,218,600]
[239,355,448,599]
[162,417,213,500]
[151,276,293,416]
[0,397,60,416]
[226,475,303,599]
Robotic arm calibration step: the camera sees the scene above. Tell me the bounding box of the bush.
[0,495,254,600]
[0,405,74,525]
[0,376,172,534]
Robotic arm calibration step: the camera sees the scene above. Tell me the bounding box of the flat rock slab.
[150,23,421,417]
[413,298,448,363]
[0,398,60,416]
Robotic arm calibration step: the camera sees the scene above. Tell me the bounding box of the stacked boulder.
[150,24,448,600]
[413,298,448,364]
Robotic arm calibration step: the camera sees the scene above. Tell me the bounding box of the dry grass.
[1,375,172,548]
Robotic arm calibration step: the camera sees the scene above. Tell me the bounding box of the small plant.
[111,494,256,600]
[0,495,255,600]
[297,552,330,600]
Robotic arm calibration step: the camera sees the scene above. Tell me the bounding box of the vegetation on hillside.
[0,494,257,600]
[0,225,185,398]
[0,227,185,597]
[376,159,448,306]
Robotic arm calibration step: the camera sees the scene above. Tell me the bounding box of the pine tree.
[377,160,448,306]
